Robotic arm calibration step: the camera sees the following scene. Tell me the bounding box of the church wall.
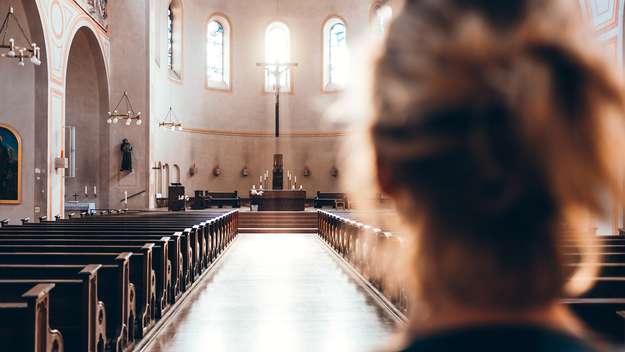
[0,0,36,223]
[108,0,151,209]
[64,28,109,208]
[148,0,394,202]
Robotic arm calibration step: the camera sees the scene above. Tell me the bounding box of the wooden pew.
[0,237,171,318]
[0,244,155,339]
[0,265,105,352]
[3,224,198,287]
[0,252,132,352]
[0,230,185,303]
[0,210,239,351]
[314,192,349,209]
[0,283,64,352]
[206,192,241,208]
[563,298,625,343]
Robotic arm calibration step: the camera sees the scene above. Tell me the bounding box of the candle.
[294,176,297,184]
[260,176,263,184]
[124,191,128,204]
[93,185,97,196]
[84,186,88,196]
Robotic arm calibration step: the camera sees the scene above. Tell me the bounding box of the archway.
[0,0,48,222]
[64,27,110,208]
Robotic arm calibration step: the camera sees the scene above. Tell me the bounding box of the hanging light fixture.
[107,91,142,126]
[0,6,42,66]
[159,106,183,131]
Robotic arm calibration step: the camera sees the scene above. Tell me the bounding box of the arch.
[64,26,110,209]
[0,0,49,219]
[206,13,231,90]
[162,164,170,197]
[168,0,184,80]
[322,16,348,92]
[264,21,291,92]
[172,164,181,184]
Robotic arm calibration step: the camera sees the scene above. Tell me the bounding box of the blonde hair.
[367,0,625,315]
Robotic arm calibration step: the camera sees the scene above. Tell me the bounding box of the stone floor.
[146,233,398,352]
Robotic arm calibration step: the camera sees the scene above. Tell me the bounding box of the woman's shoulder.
[400,325,603,352]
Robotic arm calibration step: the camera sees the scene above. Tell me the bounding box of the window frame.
[322,16,348,92]
[206,14,232,91]
[264,21,292,93]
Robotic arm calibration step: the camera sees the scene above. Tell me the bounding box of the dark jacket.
[401,325,603,352]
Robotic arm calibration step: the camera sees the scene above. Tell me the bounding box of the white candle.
[294,176,297,184]
[84,186,88,195]
[124,191,128,204]
[93,185,97,196]
[260,176,263,183]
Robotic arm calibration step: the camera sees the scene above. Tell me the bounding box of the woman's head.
[369,0,625,313]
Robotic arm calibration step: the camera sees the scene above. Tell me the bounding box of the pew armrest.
[0,218,8,227]
[22,283,55,300]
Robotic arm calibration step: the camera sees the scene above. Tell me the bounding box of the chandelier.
[0,6,42,66]
[107,91,142,126]
[159,107,183,131]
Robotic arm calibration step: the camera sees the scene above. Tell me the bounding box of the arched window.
[323,17,348,91]
[371,2,393,37]
[206,15,231,90]
[167,0,183,79]
[265,22,291,92]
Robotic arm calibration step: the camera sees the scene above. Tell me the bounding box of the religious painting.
[0,124,22,204]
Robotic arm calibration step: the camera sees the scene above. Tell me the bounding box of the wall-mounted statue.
[120,139,133,172]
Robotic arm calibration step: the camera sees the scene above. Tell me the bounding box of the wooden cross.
[72,192,80,202]
[256,62,298,137]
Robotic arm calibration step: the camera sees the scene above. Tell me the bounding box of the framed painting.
[0,124,22,204]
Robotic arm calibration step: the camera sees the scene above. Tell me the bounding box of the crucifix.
[256,62,298,137]
[72,192,80,202]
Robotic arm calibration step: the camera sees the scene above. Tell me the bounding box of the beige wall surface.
[148,0,385,201]
[64,28,110,208]
[108,0,151,209]
[0,0,47,223]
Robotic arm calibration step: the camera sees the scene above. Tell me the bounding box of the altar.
[255,190,306,211]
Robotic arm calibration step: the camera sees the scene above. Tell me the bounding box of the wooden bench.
[0,244,155,339]
[0,210,239,352]
[0,237,171,318]
[0,252,132,352]
[206,192,241,208]
[314,192,349,209]
[0,229,187,301]
[0,283,64,352]
[0,265,105,352]
[563,298,625,343]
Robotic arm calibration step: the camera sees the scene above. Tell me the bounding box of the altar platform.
[251,190,306,211]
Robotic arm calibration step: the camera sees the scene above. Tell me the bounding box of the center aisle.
[145,233,398,352]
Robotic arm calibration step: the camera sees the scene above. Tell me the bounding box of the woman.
[365,0,625,350]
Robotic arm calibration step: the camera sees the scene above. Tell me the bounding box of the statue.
[120,139,133,172]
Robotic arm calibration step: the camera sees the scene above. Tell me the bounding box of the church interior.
[1,0,625,351]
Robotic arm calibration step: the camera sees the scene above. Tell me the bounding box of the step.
[239,227,318,234]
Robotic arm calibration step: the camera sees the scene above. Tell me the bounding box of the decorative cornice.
[181,127,348,138]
